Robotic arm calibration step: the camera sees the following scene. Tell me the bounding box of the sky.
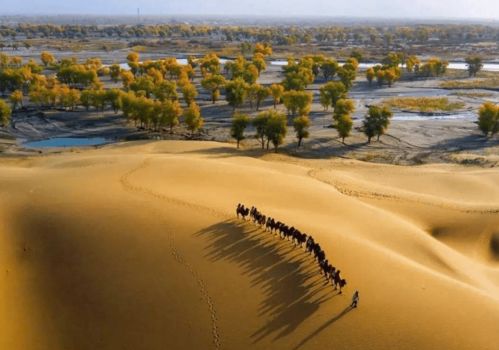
[2,0,498,20]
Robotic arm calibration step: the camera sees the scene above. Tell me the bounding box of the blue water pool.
[23,137,109,148]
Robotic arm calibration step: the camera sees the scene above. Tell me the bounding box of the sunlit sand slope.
[0,140,498,350]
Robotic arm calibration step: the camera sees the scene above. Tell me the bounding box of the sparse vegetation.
[382,97,465,113]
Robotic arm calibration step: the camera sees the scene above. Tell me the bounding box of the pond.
[23,137,109,148]
[391,112,476,121]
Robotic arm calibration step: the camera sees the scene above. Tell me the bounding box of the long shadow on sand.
[291,306,353,350]
[195,219,339,343]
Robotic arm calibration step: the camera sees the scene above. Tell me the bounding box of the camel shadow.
[291,305,354,350]
[195,219,337,343]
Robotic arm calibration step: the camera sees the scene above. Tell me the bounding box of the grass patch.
[451,91,493,98]
[441,77,499,90]
[382,97,465,113]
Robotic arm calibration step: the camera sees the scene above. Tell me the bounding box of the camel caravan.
[236,203,347,294]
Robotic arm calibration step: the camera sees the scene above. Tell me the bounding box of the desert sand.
[0,140,498,350]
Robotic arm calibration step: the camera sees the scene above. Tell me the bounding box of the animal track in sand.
[120,158,224,350]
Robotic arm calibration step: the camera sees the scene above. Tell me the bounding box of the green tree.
[319,81,347,109]
[336,114,353,144]
[270,84,284,109]
[334,99,355,121]
[154,80,178,102]
[366,68,375,86]
[264,111,287,152]
[362,105,393,142]
[465,56,483,77]
[333,98,356,143]
[109,64,121,83]
[40,51,55,67]
[0,99,12,127]
[225,78,248,111]
[200,53,221,77]
[231,113,250,148]
[252,112,270,149]
[282,90,312,116]
[10,90,23,110]
[201,74,226,104]
[160,100,183,133]
[337,66,356,90]
[254,84,270,111]
[183,102,203,136]
[293,115,310,147]
[405,55,420,73]
[321,59,339,81]
[129,76,156,98]
[252,53,267,74]
[181,83,198,106]
[477,102,498,137]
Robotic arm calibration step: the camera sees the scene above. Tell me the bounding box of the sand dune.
[0,140,498,350]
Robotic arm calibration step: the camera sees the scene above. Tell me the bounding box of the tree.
[121,70,135,89]
[252,112,270,149]
[376,69,385,86]
[337,66,356,90]
[231,113,250,148]
[334,98,355,143]
[465,56,483,77]
[321,59,339,81]
[225,78,248,111]
[319,81,347,109]
[40,51,55,67]
[242,64,259,84]
[105,89,122,113]
[362,105,393,142]
[270,84,284,108]
[160,100,183,133]
[334,99,355,121]
[293,115,310,147]
[254,43,273,57]
[282,90,312,116]
[350,49,363,63]
[181,83,198,105]
[477,102,498,137]
[252,53,267,74]
[366,68,375,86]
[183,102,203,136]
[384,68,398,87]
[154,80,178,102]
[0,99,12,127]
[127,52,140,63]
[200,53,221,77]
[336,114,353,144]
[405,55,420,73]
[264,111,287,152]
[254,84,270,111]
[10,90,23,110]
[129,76,155,97]
[109,64,121,83]
[319,88,331,111]
[282,65,314,90]
[201,74,226,104]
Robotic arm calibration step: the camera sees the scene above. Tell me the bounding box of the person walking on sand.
[351,290,359,308]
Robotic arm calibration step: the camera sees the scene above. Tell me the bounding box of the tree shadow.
[195,219,337,343]
[429,133,499,152]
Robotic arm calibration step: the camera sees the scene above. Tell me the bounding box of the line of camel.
[236,203,349,294]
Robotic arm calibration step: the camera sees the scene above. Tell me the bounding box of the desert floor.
[1,140,498,350]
